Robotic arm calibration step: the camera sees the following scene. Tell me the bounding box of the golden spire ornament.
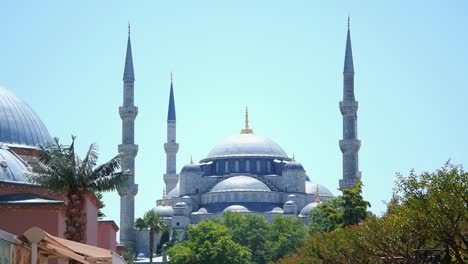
[162,188,167,206]
[315,184,321,203]
[240,106,253,134]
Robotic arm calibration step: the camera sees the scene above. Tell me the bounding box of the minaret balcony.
[339,139,361,153]
[119,106,138,120]
[118,144,139,157]
[164,142,179,153]
[339,101,358,115]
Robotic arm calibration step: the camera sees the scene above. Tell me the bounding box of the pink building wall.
[98,220,118,251]
[85,194,99,246]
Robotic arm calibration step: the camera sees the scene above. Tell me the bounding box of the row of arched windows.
[211,159,273,175]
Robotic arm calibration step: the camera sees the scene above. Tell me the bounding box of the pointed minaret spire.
[241,106,253,134]
[167,72,176,121]
[344,16,354,74]
[190,155,193,164]
[118,25,139,245]
[164,73,179,192]
[123,24,135,81]
[339,17,361,189]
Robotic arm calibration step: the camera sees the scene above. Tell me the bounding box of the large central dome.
[0,87,51,147]
[204,133,288,160]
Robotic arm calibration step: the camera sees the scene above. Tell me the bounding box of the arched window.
[267,160,272,173]
[235,160,240,172]
[216,162,219,174]
[245,160,250,172]
[256,160,261,172]
[225,160,229,173]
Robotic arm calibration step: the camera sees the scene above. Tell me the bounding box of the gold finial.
[292,153,295,161]
[190,155,193,164]
[240,106,253,134]
[162,188,167,206]
[315,184,320,203]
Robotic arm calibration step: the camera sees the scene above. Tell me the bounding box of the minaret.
[240,107,253,134]
[118,24,139,245]
[163,73,179,192]
[339,17,361,189]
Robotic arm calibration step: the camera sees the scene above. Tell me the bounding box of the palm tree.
[26,137,128,244]
[135,210,168,263]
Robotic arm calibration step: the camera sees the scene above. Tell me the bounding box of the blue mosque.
[116,19,362,253]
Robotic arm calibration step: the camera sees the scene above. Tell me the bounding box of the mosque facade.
[121,20,362,253]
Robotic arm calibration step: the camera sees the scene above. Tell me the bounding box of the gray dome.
[204,133,288,160]
[192,207,208,215]
[181,163,202,173]
[153,205,173,217]
[284,200,295,206]
[0,146,30,182]
[174,202,187,208]
[210,176,271,193]
[305,181,334,198]
[223,205,249,213]
[283,161,305,171]
[270,207,284,213]
[299,202,319,216]
[0,87,51,147]
[166,182,180,198]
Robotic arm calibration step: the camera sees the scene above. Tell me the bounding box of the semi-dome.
[166,182,180,198]
[204,133,288,160]
[223,205,249,213]
[153,205,173,217]
[0,146,30,182]
[210,176,271,193]
[0,87,51,147]
[299,202,319,217]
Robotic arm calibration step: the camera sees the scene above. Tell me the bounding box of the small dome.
[283,161,304,171]
[192,207,208,215]
[153,205,173,217]
[299,202,319,216]
[210,176,271,193]
[0,146,30,182]
[166,182,180,198]
[270,207,284,213]
[203,133,288,160]
[287,194,296,199]
[174,202,187,208]
[305,181,334,197]
[0,87,51,147]
[181,163,202,173]
[223,205,249,213]
[284,200,295,206]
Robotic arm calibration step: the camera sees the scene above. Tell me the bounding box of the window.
[225,160,229,173]
[267,161,272,173]
[235,160,240,172]
[256,160,261,172]
[176,222,180,226]
[216,162,219,174]
[245,160,250,171]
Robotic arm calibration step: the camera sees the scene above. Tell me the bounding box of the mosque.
[0,18,361,259]
[118,19,362,253]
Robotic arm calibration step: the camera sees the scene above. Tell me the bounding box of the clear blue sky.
[2,1,467,226]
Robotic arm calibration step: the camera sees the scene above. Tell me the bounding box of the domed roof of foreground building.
[153,204,174,217]
[0,87,51,147]
[299,202,320,217]
[305,181,334,198]
[210,175,271,193]
[0,145,30,182]
[203,133,288,160]
[223,205,250,213]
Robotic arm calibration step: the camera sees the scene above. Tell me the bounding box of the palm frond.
[87,171,129,192]
[90,154,122,180]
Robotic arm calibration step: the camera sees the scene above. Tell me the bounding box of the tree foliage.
[135,210,168,264]
[26,137,127,247]
[167,221,251,264]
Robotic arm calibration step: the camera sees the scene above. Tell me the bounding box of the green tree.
[168,221,251,264]
[308,197,344,233]
[341,181,371,226]
[219,212,271,263]
[267,215,307,261]
[135,210,168,263]
[26,137,127,244]
[394,162,468,263]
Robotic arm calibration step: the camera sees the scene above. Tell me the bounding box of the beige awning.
[21,227,126,264]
